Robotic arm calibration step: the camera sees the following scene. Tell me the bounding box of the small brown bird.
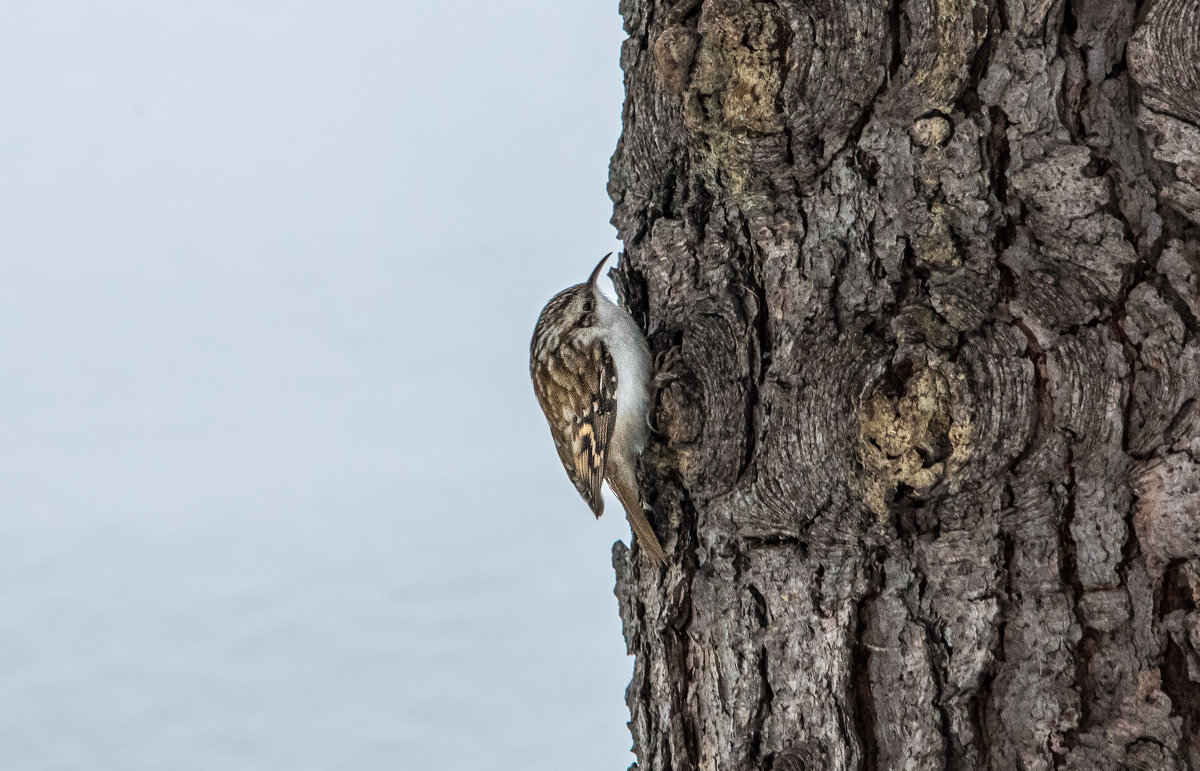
[530,255,667,565]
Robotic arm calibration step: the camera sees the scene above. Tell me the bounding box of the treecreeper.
[529,254,667,566]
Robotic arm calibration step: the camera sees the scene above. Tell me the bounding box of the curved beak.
[587,253,612,288]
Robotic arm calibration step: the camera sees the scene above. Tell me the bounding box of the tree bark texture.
[606,0,1200,768]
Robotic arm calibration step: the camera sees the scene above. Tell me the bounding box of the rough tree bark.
[605,0,1200,768]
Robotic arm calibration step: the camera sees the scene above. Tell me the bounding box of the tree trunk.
[606,0,1200,768]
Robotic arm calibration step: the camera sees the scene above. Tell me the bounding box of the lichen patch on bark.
[608,0,1200,767]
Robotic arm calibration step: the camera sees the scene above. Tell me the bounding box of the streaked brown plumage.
[530,255,667,565]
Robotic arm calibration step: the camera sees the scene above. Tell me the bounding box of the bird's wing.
[532,339,617,517]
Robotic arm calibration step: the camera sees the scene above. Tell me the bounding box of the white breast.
[592,286,652,458]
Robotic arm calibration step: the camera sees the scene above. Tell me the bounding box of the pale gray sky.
[0,3,636,768]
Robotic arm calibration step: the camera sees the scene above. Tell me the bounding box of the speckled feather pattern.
[529,258,663,564]
[530,309,617,515]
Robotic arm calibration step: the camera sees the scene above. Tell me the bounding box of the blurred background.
[0,2,636,768]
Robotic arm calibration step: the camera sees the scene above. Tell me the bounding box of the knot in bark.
[910,114,953,148]
[652,25,698,95]
[857,356,961,517]
[687,3,787,134]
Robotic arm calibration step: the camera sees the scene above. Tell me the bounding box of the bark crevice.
[609,0,1200,767]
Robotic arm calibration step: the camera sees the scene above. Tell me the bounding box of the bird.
[529,254,667,566]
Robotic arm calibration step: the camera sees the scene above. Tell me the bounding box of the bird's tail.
[609,470,667,566]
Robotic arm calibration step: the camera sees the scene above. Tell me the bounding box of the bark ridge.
[608,0,1200,768]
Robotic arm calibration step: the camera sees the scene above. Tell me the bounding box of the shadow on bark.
[607,0,1200,768]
